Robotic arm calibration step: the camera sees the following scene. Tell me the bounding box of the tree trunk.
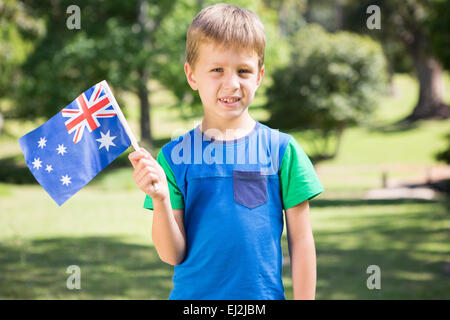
[138,68,152,146]
[382,43,397,96]
[137,0,152,146]
[331,125,344,159]
[404,33,449,121]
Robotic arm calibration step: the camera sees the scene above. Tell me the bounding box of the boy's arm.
[152,202,186,266]
[285,200,316,300]
[129,148,186,266]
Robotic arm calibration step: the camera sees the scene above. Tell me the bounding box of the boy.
[129,3,323,300]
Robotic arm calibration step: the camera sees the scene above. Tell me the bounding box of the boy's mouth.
[218,96,241,107]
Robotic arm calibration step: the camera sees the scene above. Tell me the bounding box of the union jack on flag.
[62,82,117,143]
[19,81,131,206]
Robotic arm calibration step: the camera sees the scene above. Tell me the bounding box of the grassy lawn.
[1,181,448,299]
[0,73,449,299]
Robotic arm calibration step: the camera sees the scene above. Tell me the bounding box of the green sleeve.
[143,150,184,211]
[279,136,324,210]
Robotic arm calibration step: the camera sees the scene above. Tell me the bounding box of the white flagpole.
[101,80,160,192]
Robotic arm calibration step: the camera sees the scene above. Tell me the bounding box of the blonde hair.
[186,3,266,70]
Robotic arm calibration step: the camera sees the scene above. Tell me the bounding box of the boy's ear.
[184,62,198,91]
[256,65,265,87]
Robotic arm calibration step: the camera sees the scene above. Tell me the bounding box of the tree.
[0,0,42,134]
[265,24,388,159]
[15,0,178,147]
[342,0,449,121]
[428,0,450,70]
[428,0,450,165]
[14,0,284,146]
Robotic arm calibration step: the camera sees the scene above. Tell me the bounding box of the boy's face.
[184,42,264,123]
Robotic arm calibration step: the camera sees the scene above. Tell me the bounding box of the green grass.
[306,198,450,299]
[1,182,448,299]
[0,182,173,299]
[1,73,450,299]
[314,120,449,166]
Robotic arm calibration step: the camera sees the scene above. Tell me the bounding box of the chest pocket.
[232,170,268,209]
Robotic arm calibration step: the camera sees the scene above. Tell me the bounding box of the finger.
[139,173,159,193]
[134,161,156,181]
[129,150,145,162]
[129,151,145,168]
[136,158,155,173]
[134,165,157,183]
[136,173,152,192]
[140,148,156,162]
[134,166,148,183]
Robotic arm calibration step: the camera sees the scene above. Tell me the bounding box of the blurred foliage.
[262,0,308,37]
[341,0,449,120]
[427,0,450,71]
[13,0,178,120]
[265,24,388,158]
[0,0,43,101]
[340,0,441,71]
[5,0,289,141]
[1,0,447,129]
[339,0,414,75]
[320,0,449,75]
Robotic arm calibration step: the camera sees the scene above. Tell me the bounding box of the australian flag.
[19,81,131,206]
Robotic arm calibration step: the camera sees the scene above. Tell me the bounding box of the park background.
[0,0,449,299]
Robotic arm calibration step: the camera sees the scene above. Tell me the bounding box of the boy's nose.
[222,73,240,91]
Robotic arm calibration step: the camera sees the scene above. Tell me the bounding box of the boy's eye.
[211,68,251,73]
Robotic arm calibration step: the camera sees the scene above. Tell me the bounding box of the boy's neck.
[199,114,256,141]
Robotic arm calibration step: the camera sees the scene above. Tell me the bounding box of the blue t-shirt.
[144,120,323,299]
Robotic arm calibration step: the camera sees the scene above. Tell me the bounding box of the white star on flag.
[56,144,67,155]
[38,137,47,149]
[45,165,53,173]
[32,158,42,170]
[96,130,116,152]
[60,174,72,186]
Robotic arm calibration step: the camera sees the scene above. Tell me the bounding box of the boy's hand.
[129,148,170,202]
